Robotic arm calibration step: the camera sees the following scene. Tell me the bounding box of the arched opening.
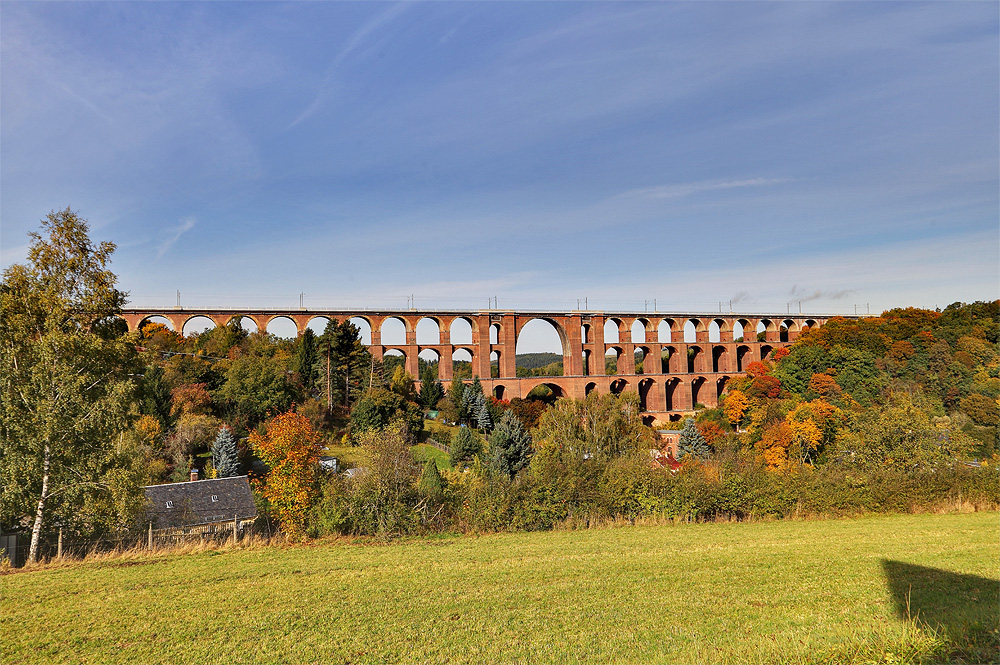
[451,348,473,379]
[231,316,259,334]
[804,319,817,331]
[779,324,790,343]
[757,319,775,342]
[760,345,774,362]
[418,348,440,379]
[266,316,298,339]
[489,323,500,345]
[450,317,473,345]
[584,382,597,396]
[380,317,407,347]
[182,316,216,337]
[630,319,647,344]
[382,349,406,379]
[638,378,654,411]
[708,320,721,343]
[582,349,592,376]
[139,316,175,331]
[691,377,706,409]
[687,346,703,373]
[494,385,506,400]
[581,324,590,344]
[665,378,679,411]
[635,346,649,374]
[736,345,751,372]
[515,319,565,376]
[683,320,697,343]
[717,376,729,401]
[735,319,750,343]
[605,347,622,375]
[490,350,500,378]
[657,319,673,343]
[416,317,440,345]
[780,319,797,343]
[306,316,334,335]
[610,378,628,395]
[604,319,622,344]
[712,346,727,373]
[663,346,678,374]
[348,317,372,346]
[541,382,565,399]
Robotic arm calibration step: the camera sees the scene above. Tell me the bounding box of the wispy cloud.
[617,178,792,201]
[286,1,414,129]
[157,217,196,258]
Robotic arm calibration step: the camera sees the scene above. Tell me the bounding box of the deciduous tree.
[0,209,141,563]
[249,411,322,537]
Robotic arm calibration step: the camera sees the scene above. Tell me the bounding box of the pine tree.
[449,426,482,466]
[418,459,444,501]
[677,418,710,460]
[292,328,318,393]
[211,426,241,477]
[475,394,492,431]
[488,410,532,479]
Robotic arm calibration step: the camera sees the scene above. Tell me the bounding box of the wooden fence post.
[233,514,238,545]
[148,521,153,550]
[57,528,63,559]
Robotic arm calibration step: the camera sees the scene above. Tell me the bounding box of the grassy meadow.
[3,511,997,664]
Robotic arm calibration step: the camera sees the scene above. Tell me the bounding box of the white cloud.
[617,178,793,201]
[157,217,196,259]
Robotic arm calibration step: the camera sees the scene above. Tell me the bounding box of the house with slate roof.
[144,474,257,533]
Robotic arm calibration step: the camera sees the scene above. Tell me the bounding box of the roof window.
[211,495,219,502]
[166,500,173,508]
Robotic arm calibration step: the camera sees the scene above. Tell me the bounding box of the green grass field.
[4,512,997,664]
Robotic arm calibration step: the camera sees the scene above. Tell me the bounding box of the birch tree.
[0,209,141,563]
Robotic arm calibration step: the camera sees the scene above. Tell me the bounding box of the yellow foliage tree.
[723,389,749,426]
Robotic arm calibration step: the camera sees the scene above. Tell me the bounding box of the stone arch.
[757,319,777,342]
[490,350,501,378]
[630,319,649,344]
[380,317,407,346]
[664,378,680,411]
[230,315,259,334]
[541,382,565,399]
[382,348,406,377]
[489,323,500,345]
[691,376,707,408]
[348,317,373,346]
[306,316,335,335]
[418,347,441,367]
[635,345,651,374]
[181,315,216,337]
[582,348,593,376]
[736,345,751,372]
[605,346,623,375]
[609,378,628,395]
[685,318,706,343]
[735,319,751,343]
[493,385,506,400]
[657,319,673,343]
[760,345,774,362]
[604,318,623,344]
[709,318,730,343]
[416,317,441,345]
[265,316,298,339]
[585,381,598,396]
[515,318,567,375]
[779,319,797,343]
[581,323,591,344]
[662,346,679,374]
[638,377,654,411]
[450,317,474,345]
[712,345,727,373]
[803,319,817,330]
[687,345,703,373]
[139,315,176,331]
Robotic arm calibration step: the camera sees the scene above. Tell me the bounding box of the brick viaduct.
[120,308,836,423]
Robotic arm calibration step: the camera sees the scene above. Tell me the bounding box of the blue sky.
[2,2,997,341]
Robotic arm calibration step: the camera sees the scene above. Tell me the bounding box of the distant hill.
[515,353,562,369]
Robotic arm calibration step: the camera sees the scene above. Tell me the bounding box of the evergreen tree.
[449,376,466,420]
[475,395,493,431]
[418,366,444,410]
[317,320,371,410]
[292,328,318,394]
[138,364,173,429]
[211,426,241,478]
[449,426,482,466]
[677,418,710,460]
[417,459,444,500]
[488,410,532,479]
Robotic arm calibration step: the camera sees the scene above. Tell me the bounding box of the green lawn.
[3,512,997,664]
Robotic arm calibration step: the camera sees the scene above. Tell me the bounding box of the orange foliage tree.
[249,410,322,537]
[723,389,750,426]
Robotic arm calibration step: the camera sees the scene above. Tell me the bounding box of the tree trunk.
[326,345,332,414]
[28,443,51,564]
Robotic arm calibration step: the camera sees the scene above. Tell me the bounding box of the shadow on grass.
[881,559,999,663]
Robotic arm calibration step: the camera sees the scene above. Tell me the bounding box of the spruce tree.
[488,410,532,479]
[475,394,492,431]
[418,459,444,501]
[211,426,241,477]
[449,426,482,466]
[677,418,710,460]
